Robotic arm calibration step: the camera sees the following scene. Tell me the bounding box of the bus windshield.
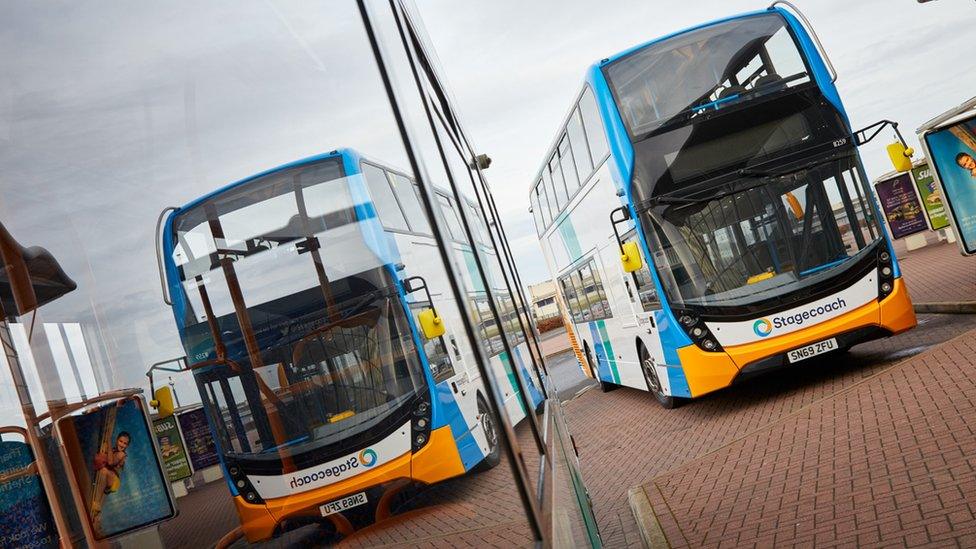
[643,152,882,308]
[170,159,427,459]
[605,13,810,138]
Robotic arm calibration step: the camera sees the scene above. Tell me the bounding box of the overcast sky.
[416,0,976,285]
[1,0,974,414]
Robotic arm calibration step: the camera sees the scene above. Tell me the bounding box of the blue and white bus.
[158,148,543,541]
[531,4,916,408]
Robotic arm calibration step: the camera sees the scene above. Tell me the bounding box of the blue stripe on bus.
[513,346,544,408]
[666,363,692,398]
[434,381,485,471]
[587,323,613,383]
[596,320,620,383]
[653,310,683,367]
[342,150,403,267]
[558,218,583,260]
[589,67,692,350]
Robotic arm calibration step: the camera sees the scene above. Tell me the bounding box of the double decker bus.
[531,4,916,408]
[158,148,543,541]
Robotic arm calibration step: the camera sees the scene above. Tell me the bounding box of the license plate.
[787,338,838,363]
[320,492,367,516]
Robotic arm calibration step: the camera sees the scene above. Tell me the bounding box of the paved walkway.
[630,323,976,547]
[897,241,975,305]
[567,313,976,548]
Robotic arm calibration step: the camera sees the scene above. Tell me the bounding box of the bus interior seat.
[719,85,747,99]
[753,72,785,91]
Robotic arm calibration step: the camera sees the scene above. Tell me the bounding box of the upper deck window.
[605,14,810,139]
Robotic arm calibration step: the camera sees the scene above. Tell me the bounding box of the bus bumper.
[677,278,916,398]
[231,425,466,542]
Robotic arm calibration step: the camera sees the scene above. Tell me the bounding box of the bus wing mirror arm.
[156,207,179,306]
[854,120,915,172]
[405,276,446,339]
[609,207,643,273]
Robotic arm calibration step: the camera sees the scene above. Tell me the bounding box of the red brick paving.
[897,241,975,304]
[158,312,976,548]
[639,325,976,547]
[565,313,976,548]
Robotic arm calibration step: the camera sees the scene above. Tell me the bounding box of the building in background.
[528,280,559,322]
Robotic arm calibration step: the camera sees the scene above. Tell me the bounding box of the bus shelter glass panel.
[0,1,591,546]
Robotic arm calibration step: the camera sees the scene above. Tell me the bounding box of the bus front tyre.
[639,344,682,409]
[473,395,500,472]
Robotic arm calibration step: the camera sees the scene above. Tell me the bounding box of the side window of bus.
[579,87,609,164]
[537,181,553,228]
[579,262,607,320]
[362,162,409,232]
[467,202,491,247]
[470,295,504,356]
[566,106,593,182]
[549,155,568,210]
[436,193,466,241]
[390,173,432,235]
[559,278,582,323]
[623,232,660,309]
[530,188,544,236]
[559,134,580,196]
[497,293,525,348]
[559,258,612,323]
[411,303,455,383]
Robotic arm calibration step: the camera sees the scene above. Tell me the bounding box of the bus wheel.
[639,344,680,409]
[473,395,500,472]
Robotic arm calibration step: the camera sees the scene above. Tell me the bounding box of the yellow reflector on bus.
[418,307,446,339]
[887,142,914,172]
[746,271,776,285]
[620,241,643,273]
[329,411,355,423]
[152,386,175,418]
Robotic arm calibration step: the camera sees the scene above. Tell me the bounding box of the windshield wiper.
[738,150,852,178]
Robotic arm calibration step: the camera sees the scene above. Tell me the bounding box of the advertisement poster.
[177,408,219,471]
[152,416,192,482]
[60,397,175,540]
[874,173,927,239]
[924,116,976,254]
[911,162,950,230]
[0,441,57,549]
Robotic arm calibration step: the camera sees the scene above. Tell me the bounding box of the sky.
[415,0,976,285]
[0,0,974,416]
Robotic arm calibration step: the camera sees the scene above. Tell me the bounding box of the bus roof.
[527,7,780,194]
[175,149,351,215]
[595,7,774,68]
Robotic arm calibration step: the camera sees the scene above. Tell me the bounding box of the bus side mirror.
[418,307,446,339]
[151,386,175,418]
[886,142,914,172]
[620,241,643,273]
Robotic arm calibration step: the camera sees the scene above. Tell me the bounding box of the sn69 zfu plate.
[320,491,367,516]
[787,337,838,363]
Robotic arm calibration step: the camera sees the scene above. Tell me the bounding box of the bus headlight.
[225,458,264,504]
[878,248,895,300]
[673,309,723,353]
[412,396,432,452]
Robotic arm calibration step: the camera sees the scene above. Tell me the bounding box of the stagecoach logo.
[753,297,849,338]
[288,448,379,489]
[359,448,377,468]
[753,318,773,337]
